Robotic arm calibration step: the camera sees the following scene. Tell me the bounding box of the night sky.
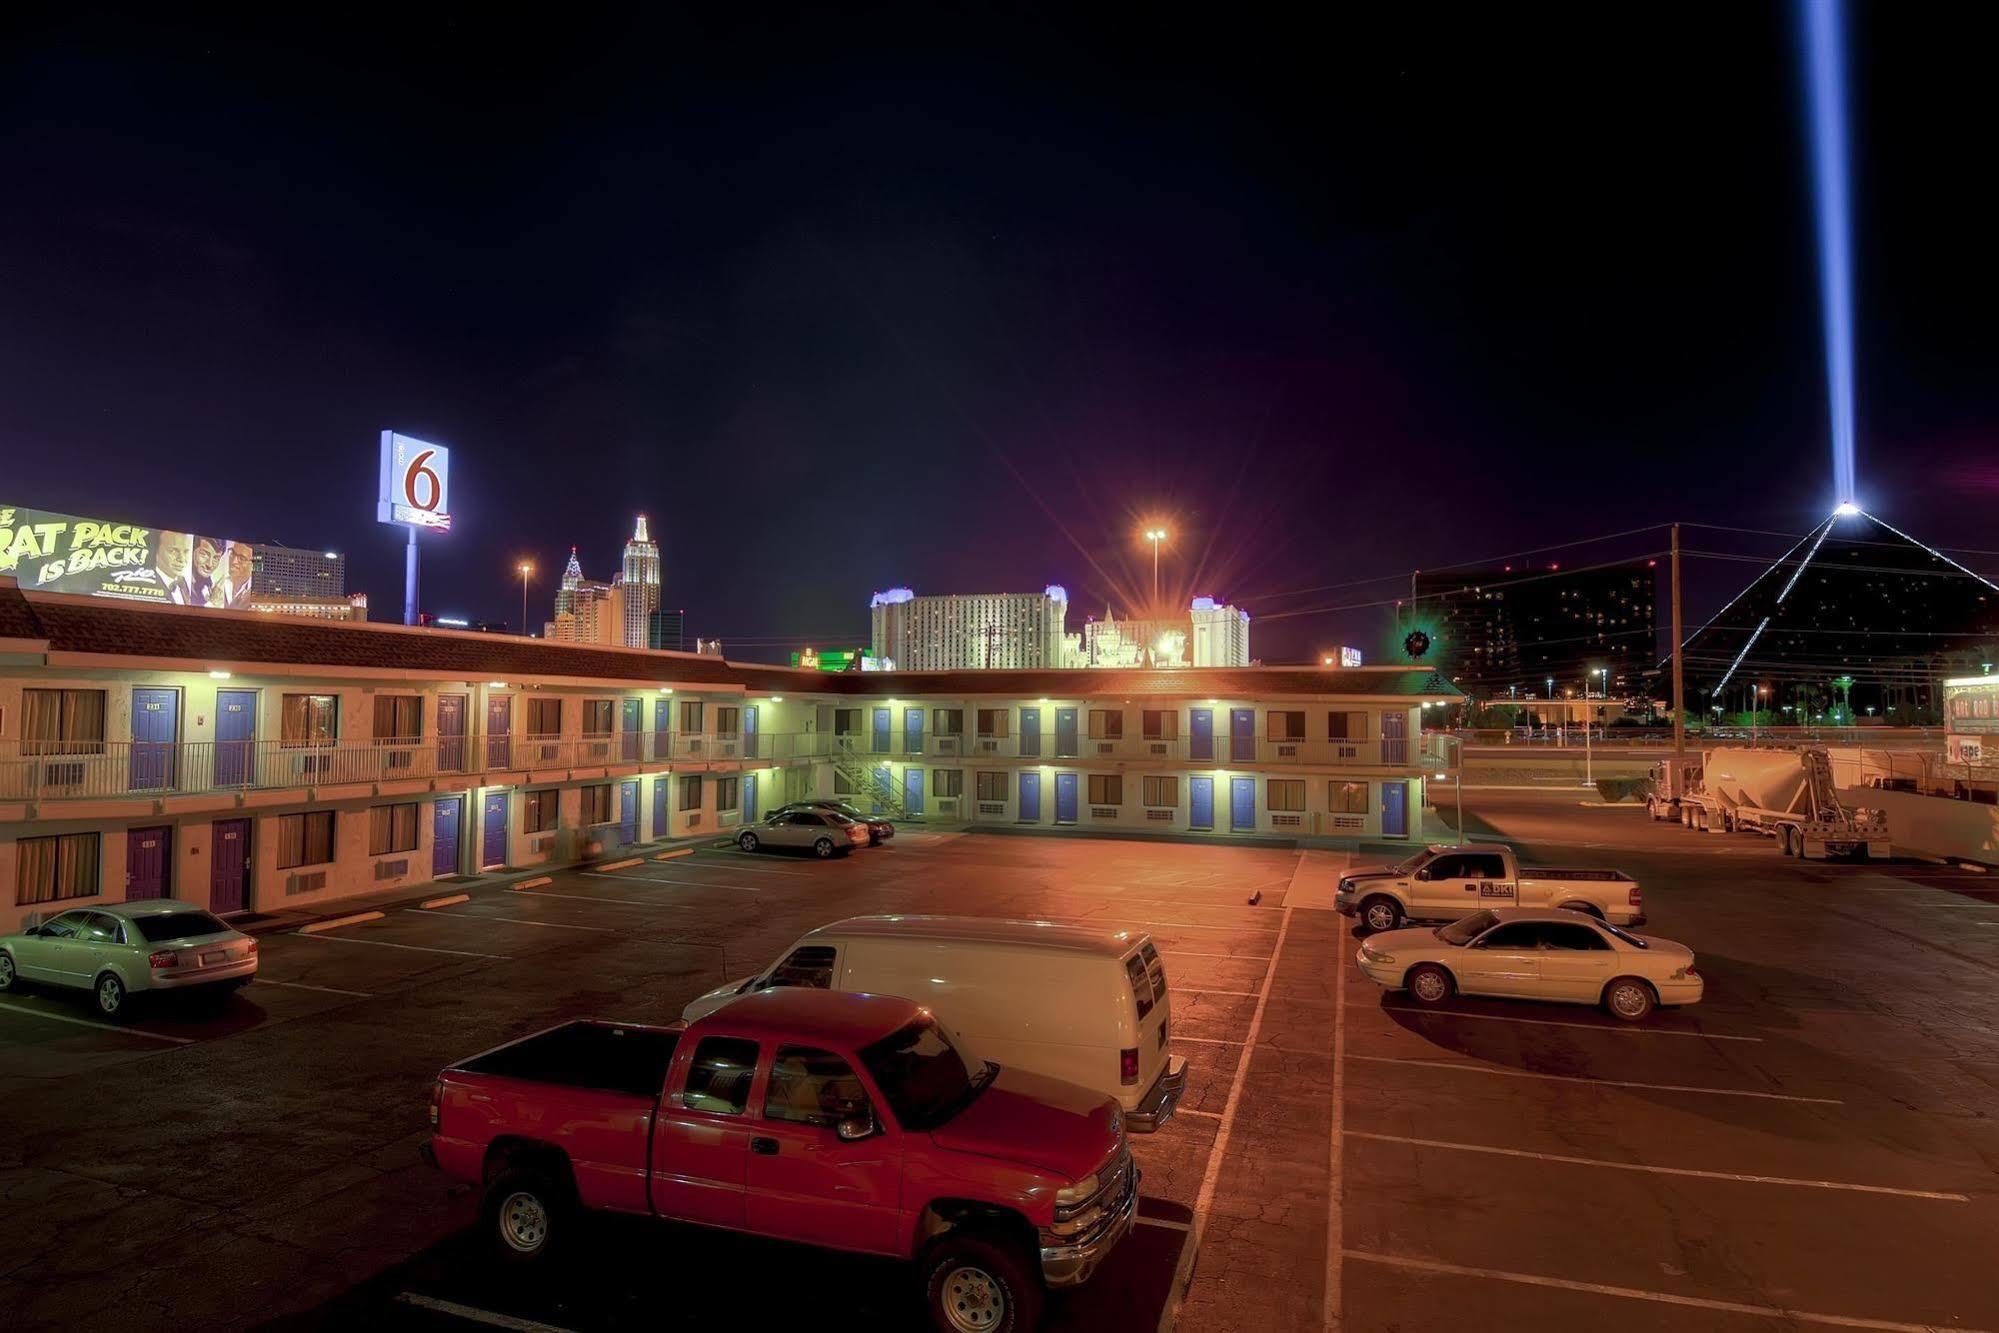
[4,6,1995,663]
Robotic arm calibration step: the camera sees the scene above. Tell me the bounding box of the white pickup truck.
[1335,844,1644,933]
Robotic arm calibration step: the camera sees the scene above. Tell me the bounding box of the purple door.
[482,792,509,869]
[210,819,251,913]
[215,690,256,787]
[126,825,173,900]
[129,688,179,792]
[654,699,673,760]
[619,780,639,845]
[433,797,462,877]
[486,696,512,768]
[622,699,642,762]
[438,694,467,772]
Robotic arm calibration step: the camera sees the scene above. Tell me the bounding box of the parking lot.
[3,800,1998,1332]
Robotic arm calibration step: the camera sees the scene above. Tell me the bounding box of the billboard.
[377,431,451,531]
[0,505,260,608]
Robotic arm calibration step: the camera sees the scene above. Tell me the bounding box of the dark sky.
[4,5,1995,663]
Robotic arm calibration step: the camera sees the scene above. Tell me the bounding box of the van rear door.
[1121,939,1170,1099]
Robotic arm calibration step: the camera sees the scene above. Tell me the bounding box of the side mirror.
[23,926,42,937]
[1413,869,1432,882]
[836,1115,875,1142]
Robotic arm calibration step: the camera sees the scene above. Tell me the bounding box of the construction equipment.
[1647,747,1888,860]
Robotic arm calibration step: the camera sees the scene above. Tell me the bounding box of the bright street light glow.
[1833,501,1860,516]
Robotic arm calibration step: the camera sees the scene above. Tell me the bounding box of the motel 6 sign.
[377,431,452,532]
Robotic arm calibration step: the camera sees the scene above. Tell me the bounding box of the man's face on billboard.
[155,532,190,578]
[193,538,222,577]
[228,542,253,582]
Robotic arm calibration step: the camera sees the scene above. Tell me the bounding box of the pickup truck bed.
[455,1020,681,1096]
[1520,867,1633,883]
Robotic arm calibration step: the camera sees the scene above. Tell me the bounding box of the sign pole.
[404,525,420,626]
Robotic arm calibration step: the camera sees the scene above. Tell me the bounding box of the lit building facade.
[1418,560,1657,698]
[621,515,660,650]
[248,592,369,622]
[1083,598,1251,668]
[647,609,685,653]
[0,579,1453,932]
[249,544,347,600]
[870,587,1076,670]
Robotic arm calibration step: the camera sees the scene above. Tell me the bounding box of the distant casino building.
[253,545,347,601]
[621,515,660,651]
[647,609,686,653]
[871,587,1076,670]
[1417,560,1657,698]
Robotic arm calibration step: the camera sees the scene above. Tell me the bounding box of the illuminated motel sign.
[377,432,452,531]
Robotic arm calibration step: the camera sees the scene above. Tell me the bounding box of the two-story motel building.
[0,581,1457,932]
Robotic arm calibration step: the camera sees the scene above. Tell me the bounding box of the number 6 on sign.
[377,432,453,531]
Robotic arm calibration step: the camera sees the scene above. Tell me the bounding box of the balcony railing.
[0,740,439,801]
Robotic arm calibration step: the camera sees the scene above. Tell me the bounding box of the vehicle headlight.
[1054,1173,1099,1210]
[1360,945,1395,964]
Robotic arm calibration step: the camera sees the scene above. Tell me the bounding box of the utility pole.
[1671,522,1686,796]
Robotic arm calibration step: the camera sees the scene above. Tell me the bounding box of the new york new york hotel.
[0,579,1458,932]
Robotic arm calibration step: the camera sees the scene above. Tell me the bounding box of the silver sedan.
[736,809,871,858]
[0,899,258,1018]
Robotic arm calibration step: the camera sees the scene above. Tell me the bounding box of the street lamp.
[517,561,534,636]
[1143,526,1169,609]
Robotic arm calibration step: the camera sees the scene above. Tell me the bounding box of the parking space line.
[1389,1008,1763,1042]
[1037,916,1279,934]
[693,859,811,876]
[1162,950,1273,962]
[395,1292,578,1332]
[586,872,761,893]
[1171,1034,1245,1046]
[515,889,694,910]
[1164,905,1295,1333]
[1177,1108,1222,1120]
[399,910,612,933]
[295,934,509,960]
[1325,915,1348,1333]
[1182,988,1261,998]
[1346,1132,1968,1201]
[1341,1251,1987,1333]
[0,999,193,1044]
[1347,1054,1843,1104]
[1137,1216,1193,1231]
[255,978,374,998]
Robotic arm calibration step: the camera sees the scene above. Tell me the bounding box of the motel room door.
[619,781,640,845]
[1381,780,1409,838]
[210,819,251,913]
[1054,772,1079,824]
[1189,776,1214,830]
[215,689,257,787]
[129,688,180,792]
[126,826,173,900]
[1018,772,1041,822]
[482,792,510,869]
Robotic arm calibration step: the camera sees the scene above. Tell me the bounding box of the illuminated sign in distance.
[377,432,452,532]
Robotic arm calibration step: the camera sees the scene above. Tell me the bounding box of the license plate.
[201,950,226,966]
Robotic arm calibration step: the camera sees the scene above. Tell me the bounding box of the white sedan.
[1354,908,1702,1022]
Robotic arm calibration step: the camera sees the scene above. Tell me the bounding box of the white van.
[682,915,1188,1130]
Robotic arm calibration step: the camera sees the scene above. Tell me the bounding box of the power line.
[1243,524,1671,603]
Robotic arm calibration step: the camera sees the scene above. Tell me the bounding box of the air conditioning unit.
[1337,746,1358,760]
[1277,745,1298,758]
[1090,807,1118,819]
[285,870,327,896]
[687,814,702,828]
[373,858,410,880]
[1332,815,1364,830]
[1148,743,1168,755]
[976,739,999,753]
[1145,808,1173,822]
[936,798,959,816]
[1095,743,1115,756]
[532,836,554,854]
[978,802,1006,815]
[1272,814,1302,828]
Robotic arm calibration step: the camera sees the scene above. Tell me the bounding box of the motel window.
[525,788,559,833]
[1088,774,1123,805]
[715,706,741,736]
[934,769,964,798]
[583,699,614,735]
[679,774,704,811]
[680,700,705,733]
[21,689,108,752]
[528,698,562,738]
[1268,780,1305,813]
[1088,709,1124,740]
[934,709,964,737]
[717,776,740,813]
[372,695,422,743]
[1328,711,1368,741]
[280,694,338,747]
[1330,782,1369,814]
[582,784,614,825]
[975,709,1009,737]
[369,802,420,855]
[834,708,863,736]
[1141,710,1178,741]
[14,832,101,906]
[976,771,1007,801]
[1142,776,1178,808]
[1267,711,1306,741]
[277,812,336,869]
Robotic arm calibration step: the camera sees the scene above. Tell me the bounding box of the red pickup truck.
[429,989,1137,1332]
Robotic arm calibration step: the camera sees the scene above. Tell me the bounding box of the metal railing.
[0,739,439,801]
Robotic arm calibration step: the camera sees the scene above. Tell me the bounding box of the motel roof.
[0,580,1460,700]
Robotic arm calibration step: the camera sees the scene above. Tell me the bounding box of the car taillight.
[148,951,178,970]
[429,1080,445,1128]
[1120,1048,1139,1085]
[245,938,258,955]
[1628,886,1643,906]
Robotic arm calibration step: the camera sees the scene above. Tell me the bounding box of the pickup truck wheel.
[1360,897,1402,933]
[1405,963,1454,1005]
[922,1233,1041,1333]
[485,1168,565,1264]
[813,837,836,858]
[738,831,760,853]
[1603,977,1656,1022]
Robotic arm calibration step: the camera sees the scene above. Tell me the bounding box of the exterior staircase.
[830,740,916,820]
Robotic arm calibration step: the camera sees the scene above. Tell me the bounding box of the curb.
[420,893,470,909]
[297,911,384,934]
[513,876,553,891]
[656,848,693,861]
[595,857,643,872]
